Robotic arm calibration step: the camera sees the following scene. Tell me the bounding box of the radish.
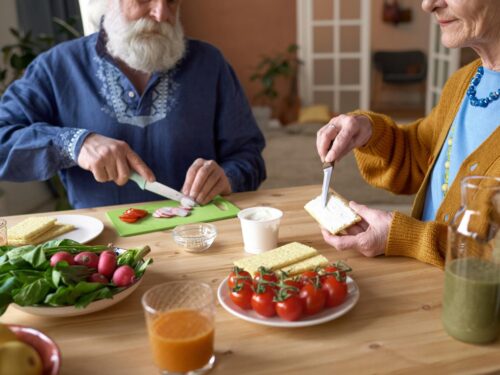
[74,252,99,269]
[112,265,136,287]
[50,251,75,267]
[88,273,109,284]
[98,251,117,278]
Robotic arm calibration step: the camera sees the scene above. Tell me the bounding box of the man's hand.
[77,133,155,185]
[321,201,393,258]
[316,114,373,163]
[182,158,231,205]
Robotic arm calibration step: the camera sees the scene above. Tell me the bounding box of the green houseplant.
[250,44,301,127]
[0,17,80,94]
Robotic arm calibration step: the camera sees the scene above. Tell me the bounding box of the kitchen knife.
[129,172,196,208]
[321,161,334,207]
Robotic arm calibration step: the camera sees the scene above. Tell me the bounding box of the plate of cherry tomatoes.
[217,262,360,327]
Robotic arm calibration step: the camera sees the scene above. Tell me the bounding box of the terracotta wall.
[182,0,429,111]
[181,0,296,106]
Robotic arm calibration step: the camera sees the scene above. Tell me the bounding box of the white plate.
[52,214,104,244]
[13,277,143,317]
[217,276,359,328]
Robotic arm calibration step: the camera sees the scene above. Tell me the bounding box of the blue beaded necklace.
[467,66,500,107]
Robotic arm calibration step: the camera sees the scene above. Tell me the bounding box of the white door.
[426,18,461,114]
[297,0,371,114]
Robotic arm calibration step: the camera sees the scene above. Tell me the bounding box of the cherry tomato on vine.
[322,265,346,281]
[321,276,348,307]
[300,270,318,285]
[283,278,302,290]
[254,267,278,287]
[230,283,253,310]
[275,294,304,321]
[228,267,252,289]
[299,283,326,315]
[251,285,276,317]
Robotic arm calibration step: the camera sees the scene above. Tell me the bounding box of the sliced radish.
[172,208,190,217]
[152,206,192,218]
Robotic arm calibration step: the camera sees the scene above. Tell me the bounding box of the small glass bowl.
[172,223,217,253]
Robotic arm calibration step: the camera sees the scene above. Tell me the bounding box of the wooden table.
[1,185,499,374]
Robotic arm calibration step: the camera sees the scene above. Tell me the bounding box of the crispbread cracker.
[8,223,75,246]
[8,217,57,242]
[304,192,361,235]
[234,242,318,276]
[279,254,329,276]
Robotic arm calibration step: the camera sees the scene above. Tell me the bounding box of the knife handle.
[129,172,146,189]
[322,161,335,169]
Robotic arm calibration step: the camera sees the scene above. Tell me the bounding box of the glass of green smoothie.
[442,176,500,344]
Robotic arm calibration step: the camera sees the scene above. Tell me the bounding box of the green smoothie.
[442,258,500,344]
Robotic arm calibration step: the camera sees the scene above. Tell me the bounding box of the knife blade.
[321,161,334,207]
[129,172,196,207]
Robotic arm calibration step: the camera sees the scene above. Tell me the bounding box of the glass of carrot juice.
[142,281,216,374]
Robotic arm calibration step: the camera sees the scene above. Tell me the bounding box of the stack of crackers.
[7,217,75,246]
[233,242,329,277]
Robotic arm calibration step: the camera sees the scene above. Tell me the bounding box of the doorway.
[297,0,371,114]
[297,0,463,117]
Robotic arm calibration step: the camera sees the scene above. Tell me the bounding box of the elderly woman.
[316,0,500,268]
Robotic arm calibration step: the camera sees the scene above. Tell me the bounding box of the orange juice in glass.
[142,281,215,374]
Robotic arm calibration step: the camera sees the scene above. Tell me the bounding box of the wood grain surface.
[1,185,499,375]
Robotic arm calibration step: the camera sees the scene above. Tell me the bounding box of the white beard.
[103,0,186,73]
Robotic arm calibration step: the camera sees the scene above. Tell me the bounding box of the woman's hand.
[316,114,373,163]
[182,158,232,205]
[77,133,155,185]
[321,201,394,257]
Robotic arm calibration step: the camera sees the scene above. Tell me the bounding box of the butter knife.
[129,172,196,207]
[321,161,334,207]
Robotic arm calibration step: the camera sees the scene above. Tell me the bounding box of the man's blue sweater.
[0,29,266,208]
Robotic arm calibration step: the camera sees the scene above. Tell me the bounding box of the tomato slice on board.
[124,208,148,218]
[119,215,138,223]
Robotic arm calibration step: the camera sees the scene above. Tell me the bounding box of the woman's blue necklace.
[467,66,500,107]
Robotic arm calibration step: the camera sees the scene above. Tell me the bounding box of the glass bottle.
[442,176,500,344]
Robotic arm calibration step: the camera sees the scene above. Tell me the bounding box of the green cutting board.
[106,196,240,237]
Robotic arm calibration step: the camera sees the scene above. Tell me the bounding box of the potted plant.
[0,18,80,94]
[250,44,301,129]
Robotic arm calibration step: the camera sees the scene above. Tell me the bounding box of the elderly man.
[0,0,266,208]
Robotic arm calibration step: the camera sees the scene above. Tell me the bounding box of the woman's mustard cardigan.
[353,59,500,268]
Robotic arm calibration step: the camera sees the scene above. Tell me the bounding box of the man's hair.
[81,0,108,35]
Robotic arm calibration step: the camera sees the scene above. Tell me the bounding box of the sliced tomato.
[124,208,148,218]
[119,215,138,223]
